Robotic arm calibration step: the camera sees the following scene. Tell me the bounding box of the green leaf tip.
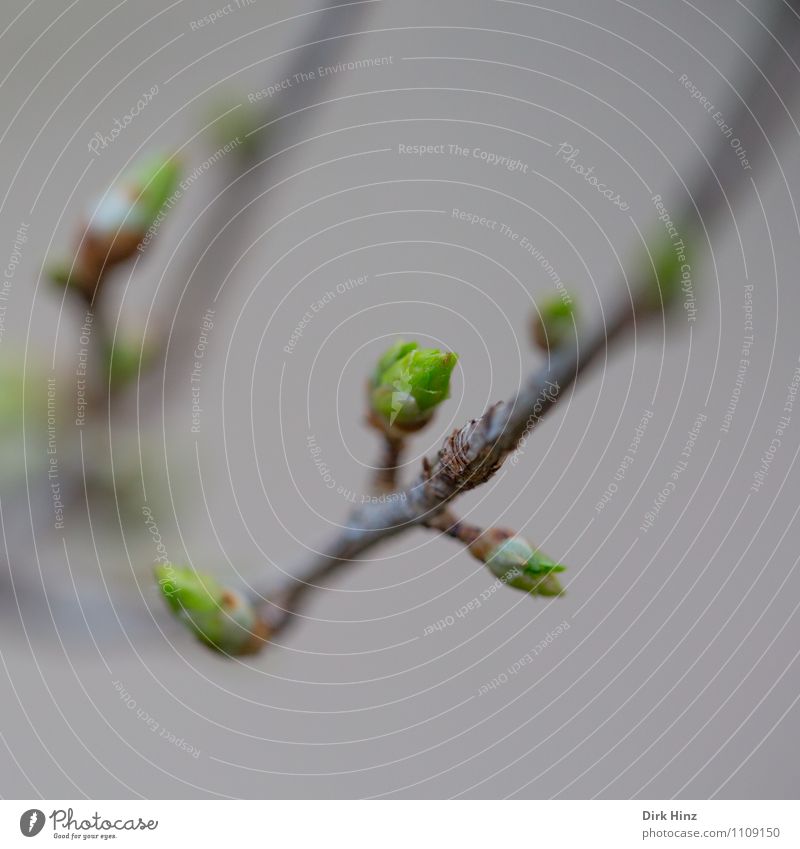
[370,341,458,431]
[154,564,267,655]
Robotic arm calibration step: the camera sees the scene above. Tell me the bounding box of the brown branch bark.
[252,0,800,639]
[197,0,800,648]
[256,293,636,635]
[371,433,405,494]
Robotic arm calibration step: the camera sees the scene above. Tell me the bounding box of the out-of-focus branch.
[160,0,379,381]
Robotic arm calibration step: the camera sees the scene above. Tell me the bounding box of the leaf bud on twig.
[532,293,577,351]
[154,565,268,655]
[369,340,458,433]
[468,528,566,597]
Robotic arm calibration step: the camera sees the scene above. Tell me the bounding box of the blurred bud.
[205,96,262,157]
[638,229,690,313]
[370,341,458,432]
[89,152,181,252]
[154,565,267,655]
[48,152,181,299]
[532,293,577,351]
[108,340,153,388]
[469,528,565,597]
[46,260,82,291]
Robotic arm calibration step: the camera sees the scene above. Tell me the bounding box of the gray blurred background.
[0,0,799,799]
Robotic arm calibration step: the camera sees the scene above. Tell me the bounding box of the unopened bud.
[205,96,262,157]
[370,341,458,431]
[154,564,267,655]
[48,152,181,298]
[532,294,577,351]
[638,228,690,312]
[118,152,182,234]
[108,340,153,388]
[469,529,565,597]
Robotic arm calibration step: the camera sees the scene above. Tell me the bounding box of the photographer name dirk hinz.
[643,810,698,821]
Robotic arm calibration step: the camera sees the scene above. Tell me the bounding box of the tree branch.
[166,0,800,650]
[255,292,636,636]
[254,0,800,639]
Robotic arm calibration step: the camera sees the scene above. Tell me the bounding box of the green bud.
[91,183,151,238]
[108,340,153,388]
[48,152,181,298]
[639,227,690,312]
[121,152,181,232]
[484,536,565,596]
[370,342,458,430]
[46,260,80,290]
[88,154,180,245]
[154,564,265,655]
[89,152,181,241]
[205,96,262,157]
[46,260,98,301]
[372,339,419,386]
[533,293,577,350]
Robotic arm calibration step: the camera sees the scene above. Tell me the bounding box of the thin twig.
[372,433,405,494]
[256,295,635,635]
[251,1,800,640]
